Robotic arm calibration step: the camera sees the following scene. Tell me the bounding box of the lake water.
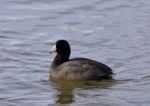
[0,0,150,106]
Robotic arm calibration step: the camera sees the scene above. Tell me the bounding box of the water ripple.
[0,0,150,106]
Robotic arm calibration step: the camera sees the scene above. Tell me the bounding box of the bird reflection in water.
[49,78,116,105]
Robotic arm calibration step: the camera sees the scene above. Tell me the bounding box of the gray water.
[0,0,150,106]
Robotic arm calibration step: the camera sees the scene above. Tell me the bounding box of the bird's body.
[50,58,113,80]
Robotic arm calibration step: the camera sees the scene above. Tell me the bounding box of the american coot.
[50,40,114,80]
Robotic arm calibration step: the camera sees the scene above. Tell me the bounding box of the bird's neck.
[51,53,69,69]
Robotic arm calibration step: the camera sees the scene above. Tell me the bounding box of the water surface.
[0,0,150,106]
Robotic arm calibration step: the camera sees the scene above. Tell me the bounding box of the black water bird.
[50,40,114,80]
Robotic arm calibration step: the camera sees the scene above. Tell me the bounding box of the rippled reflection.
[49,79,116,105]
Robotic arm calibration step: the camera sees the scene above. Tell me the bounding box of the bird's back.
[50,58,113,80]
